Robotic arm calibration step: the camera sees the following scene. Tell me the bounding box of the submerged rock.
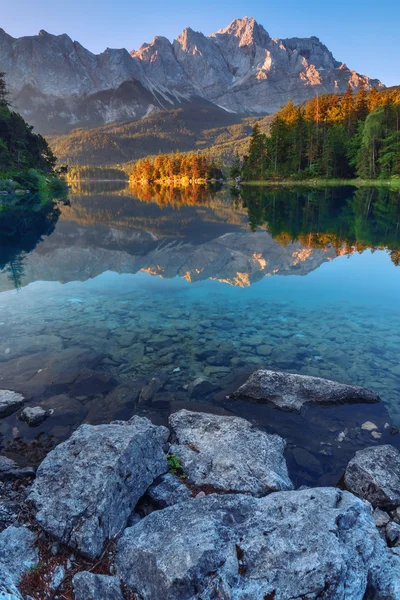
[344,445,400,508]
[116,488,392,600]
[232,369,380,411]
[168,410,292,495]
[29,417,169,559]
[188,377,219,398]
[72,572,124,600]
[19,406,48,426]
[0,525,38,586]
[0,390,24,418]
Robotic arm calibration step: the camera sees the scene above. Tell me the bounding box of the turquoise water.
[1,184,400,484]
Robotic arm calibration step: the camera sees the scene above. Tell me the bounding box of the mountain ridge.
[0,17,383,134]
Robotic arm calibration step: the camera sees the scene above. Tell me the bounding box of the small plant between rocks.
[166,453,186,480]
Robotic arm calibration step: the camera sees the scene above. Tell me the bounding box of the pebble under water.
[1,183,400,486]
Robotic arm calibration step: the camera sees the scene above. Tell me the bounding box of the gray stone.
[0,456,35,481]
[116,488,391,600]
[50,565,65,590]
[386,521,400,546]
[0,391,24,418]
[37,395,86,426]
[19,406,48,426]
[139,377,165,405]
[168,410,292,495]
[374,508,390,528]
[344,445,400,508]
[72,572,123,600]
[0,571,24,599]
[29,417,169,559]
[232,369,380,411]
[0,526,38,585]
[188,377,219,398]
[84,381,142,425]
[147,473,192,508]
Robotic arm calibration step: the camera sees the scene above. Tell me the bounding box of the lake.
[1,183,400,486]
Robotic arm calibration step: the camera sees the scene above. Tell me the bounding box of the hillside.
[48,103,273,167]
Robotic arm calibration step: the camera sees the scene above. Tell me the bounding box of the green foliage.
[0,73,57,175]
[167,453,186,479]
[239,87,400,181]
[67,165,128,181]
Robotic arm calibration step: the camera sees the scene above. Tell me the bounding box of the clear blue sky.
[2,0,399,86]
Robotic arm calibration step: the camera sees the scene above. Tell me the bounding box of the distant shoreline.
[240,179,400,188]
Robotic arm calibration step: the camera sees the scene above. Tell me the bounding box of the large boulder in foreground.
[29,416,169,559]
[344,445,400,509]
[231,369,380,411]
[168,410,292,496]
[116,488,392,600]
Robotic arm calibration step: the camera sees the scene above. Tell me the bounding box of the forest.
[129,152,223,183]
[237,86,400,181]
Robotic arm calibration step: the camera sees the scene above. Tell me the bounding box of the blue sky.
[2,0,399,86]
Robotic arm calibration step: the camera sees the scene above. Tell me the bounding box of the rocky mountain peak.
[213,16,271,47]
[0,18,384,133]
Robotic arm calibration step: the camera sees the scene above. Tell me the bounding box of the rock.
[84,381,142,425]
[0,335,62,363]
[0,348,103,397]
[386,521,400,546]
[188,377,219,398]
[367,546,400,599]
[374,508,390,528]
[168,410,292,495]
[256,344,272,356]
[0,501,19,529]
[69,369,116,399]
[50,565,65,590]
[344,445,400,508]
[19,406,48,426]
[362,421,378,431]
[0,391,24,418]
[0,456,18,474]
[138,377,165,405]
[29,417,169,559]
[0,456,35,481]
[231,369,380,411]
[0,525,38,585]
[72,572,124,600]
[116,488,391,600]
[291,447,323,475]
[147,473,192,508]
[37,395,87,426]
[0,571,24,599]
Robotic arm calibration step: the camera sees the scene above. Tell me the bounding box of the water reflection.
[0,192,65,289]
[1,183,400,480]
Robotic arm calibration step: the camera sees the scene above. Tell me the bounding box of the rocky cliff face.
[0,17,382,132]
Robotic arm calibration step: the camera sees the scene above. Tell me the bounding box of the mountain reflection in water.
[1,183,400,483]
[1,183,400,290]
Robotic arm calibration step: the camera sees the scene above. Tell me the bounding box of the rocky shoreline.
[1,370,400,599]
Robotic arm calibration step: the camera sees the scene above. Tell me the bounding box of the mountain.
[0,17,382,134]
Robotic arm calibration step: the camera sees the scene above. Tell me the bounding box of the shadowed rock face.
[0,17,382,132]
[345,445,400,509]
[29,417,169,559]
[232,369,381,411]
